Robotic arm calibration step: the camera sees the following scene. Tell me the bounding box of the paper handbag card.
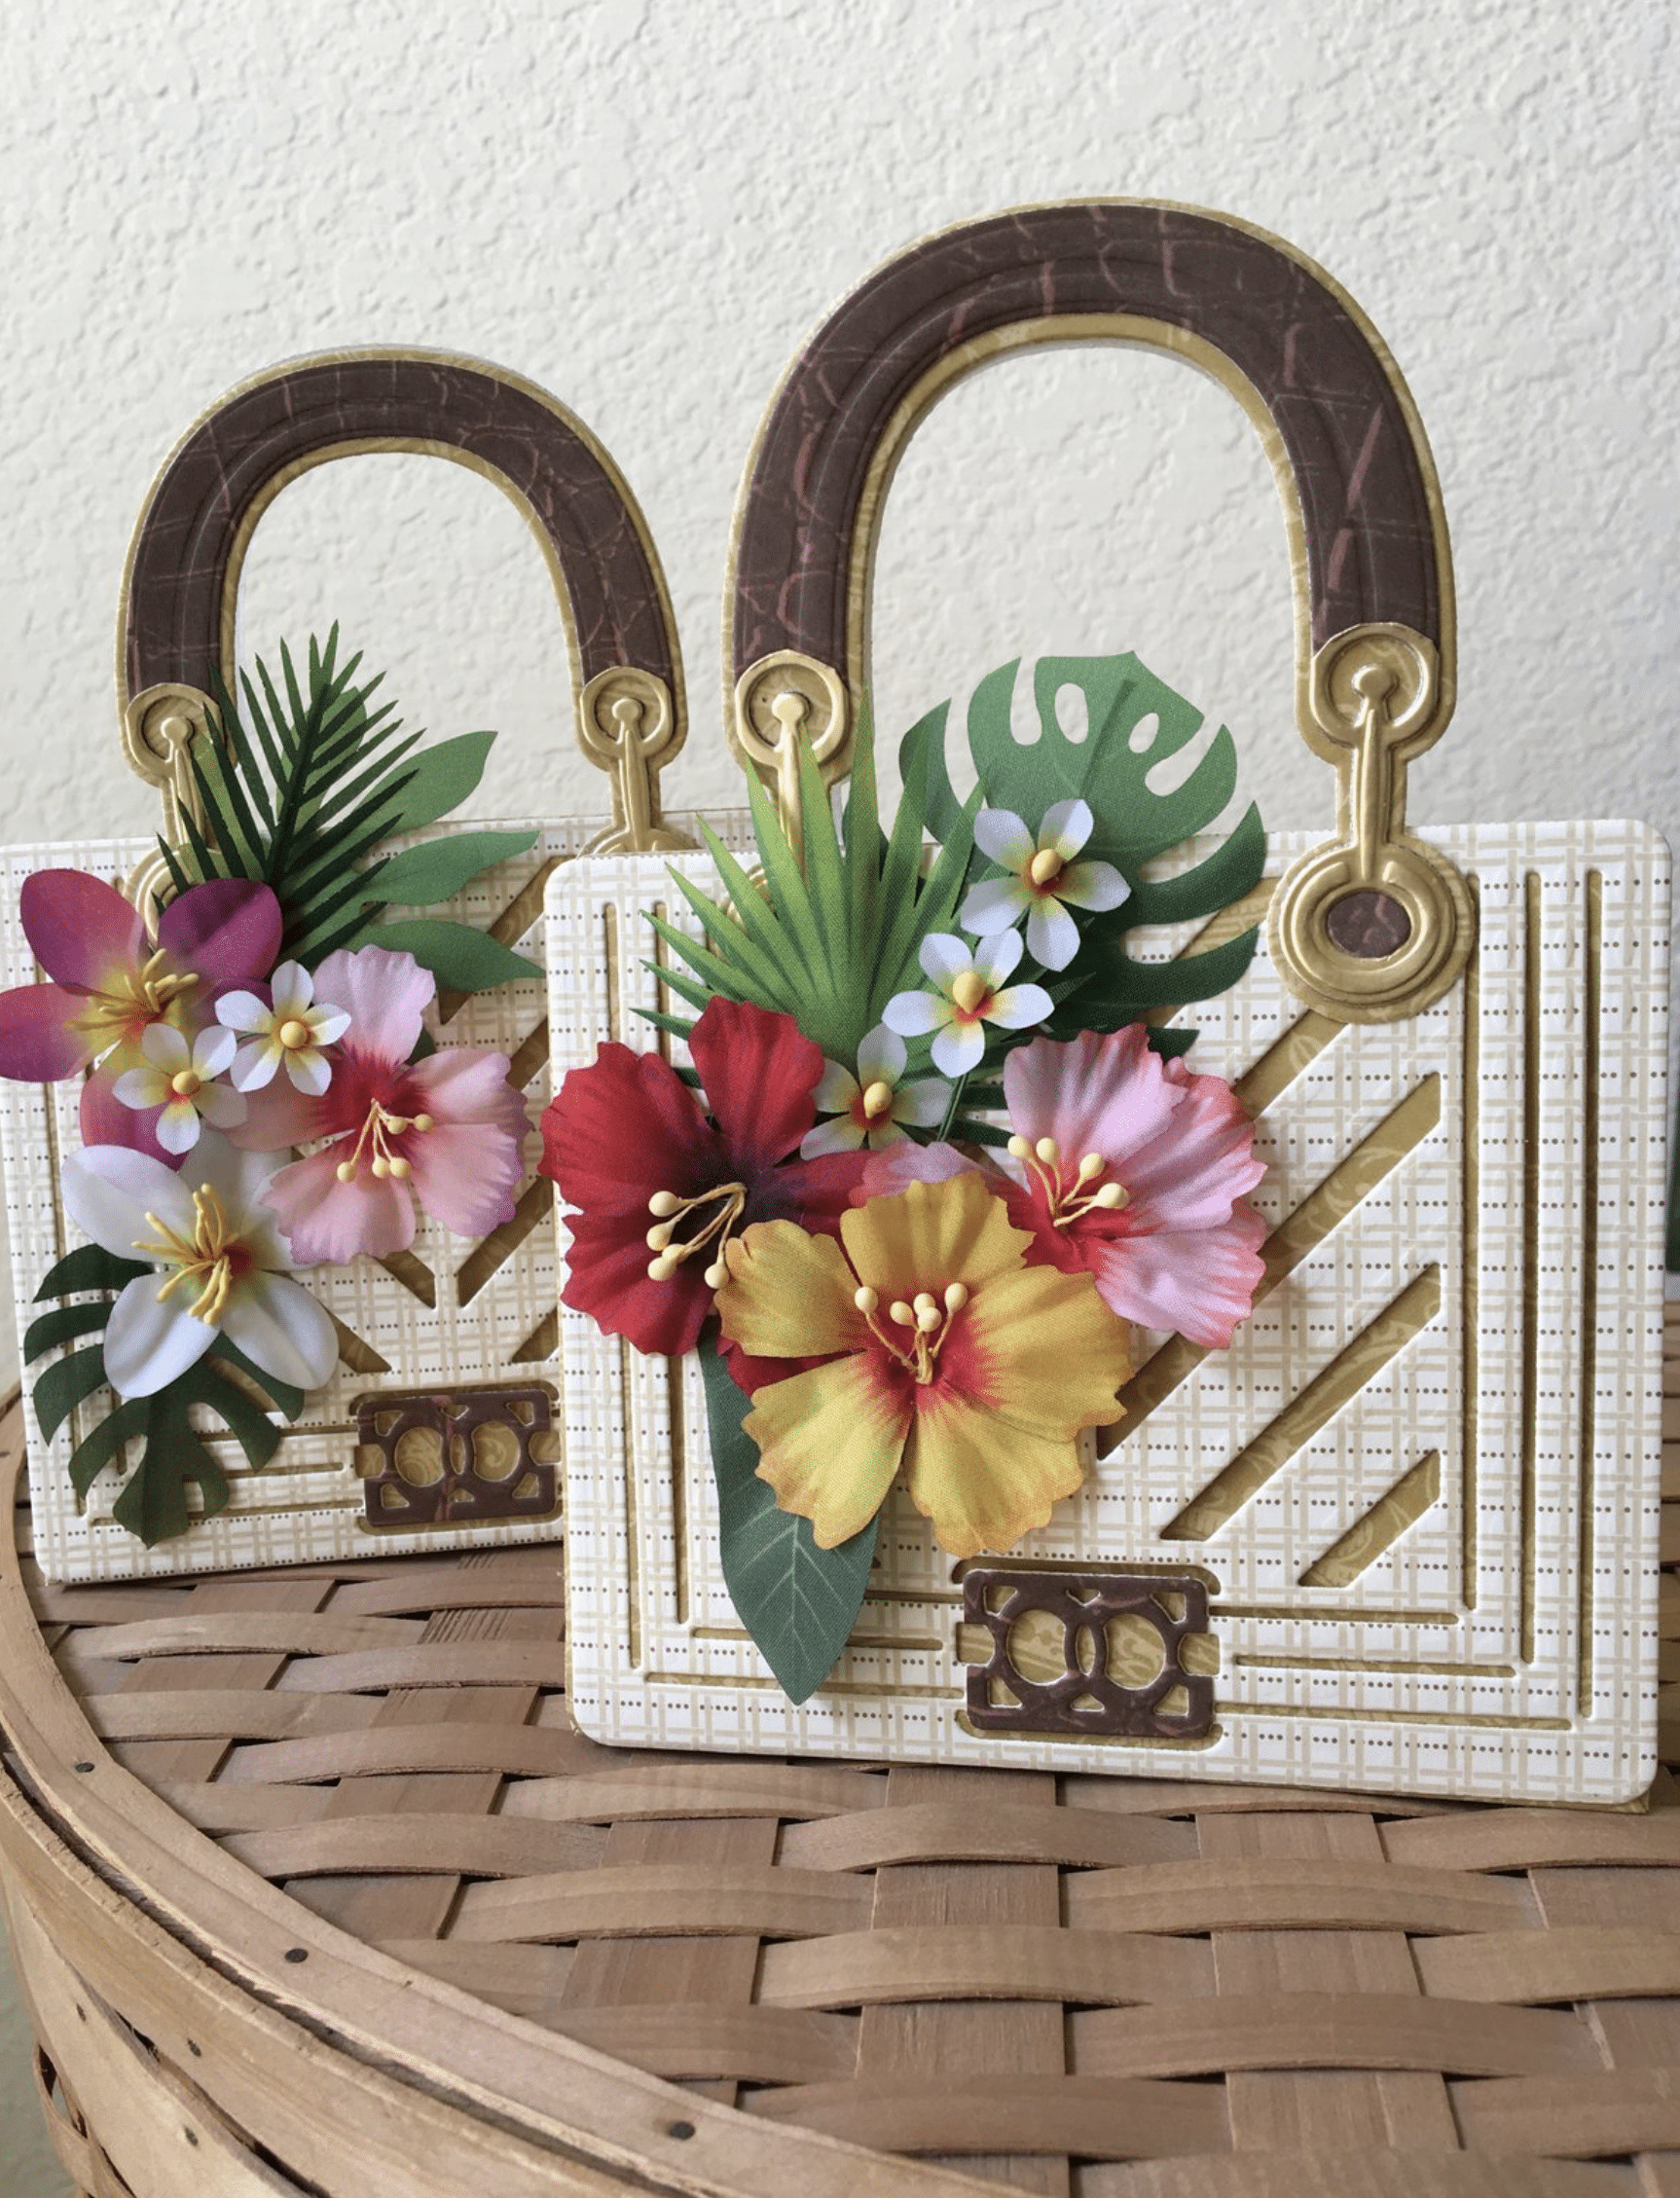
[548,204,1671,1806]
[1,352,700,1583]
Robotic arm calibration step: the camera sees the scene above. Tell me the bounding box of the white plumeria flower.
[959,797,1129,971]
[59,1133,339,1401]
[216,960,350,1095]
[111,1021,246,1155]
[882,931,1054,1079]
[800,1025,951,1157]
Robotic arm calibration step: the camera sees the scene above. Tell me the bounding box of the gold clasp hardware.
[1267,624,1475,1024]
[730,648,850,855]
[120,683,217,920]
[576,667,694,855]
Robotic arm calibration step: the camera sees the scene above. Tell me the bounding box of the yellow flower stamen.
[1007,1133,1129,1227]
[860,1277,966,1383]
[336,1101,430,1185]
[949,970,989,1016]
[132,1186,243,1326]
[170,1069,201,1099]
[643,1181,749,1287]
[276,1018,312,1050]
[71,949,201,1053]
[860,1079,895,1120]
[1028,847,1065,888]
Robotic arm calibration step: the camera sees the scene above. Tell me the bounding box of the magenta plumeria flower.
[216,960,350,1095]
[231,944,529,1264]
[112,1023,247,1155]
[959,797,1128,971]
[0,869,281,1162]
[800,1025,951,1157]
[882,931,1053,1078]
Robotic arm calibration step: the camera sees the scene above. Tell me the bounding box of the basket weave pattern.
[3,1305,1677,2197]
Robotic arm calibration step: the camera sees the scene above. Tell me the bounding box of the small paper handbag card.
[546,204,1671,1806]
[1,352,696,1582]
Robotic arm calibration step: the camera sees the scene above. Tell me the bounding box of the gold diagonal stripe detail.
[1159,1266,1442,1541]
[1101,1073,1443,1454]
[377,1248,436,1307]
[330,1311,391,1376]
[510,1309,560,1364]
[1144,877,1276,1027]
[437,854,565,1024]
[457,1176,555,1306]
[1231,1007,1344,1116]
[1297,1450,1443,1588]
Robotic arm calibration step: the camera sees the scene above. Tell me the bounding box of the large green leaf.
[380,729,497,833]
[110,1390,231,1546]
[368,828,537,907]
[699,1337,876,1704]
[363,918,541,991]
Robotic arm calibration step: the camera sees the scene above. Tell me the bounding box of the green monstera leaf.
[902,651,1266,1049]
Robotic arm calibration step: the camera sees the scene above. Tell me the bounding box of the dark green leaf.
[66,1397,150,1500]
[699,1337,876,1704]
[1118,804,1266,931]
[369,827,537,907]
[363,919,540,990]
[185,1366,281,1472]
[33,1245,148,1301]
[33,1347,108,1443]
[23,1300,114,1363]
[380,729,496,833]
[110,1396,230,1546]
[210,1340,306,1420]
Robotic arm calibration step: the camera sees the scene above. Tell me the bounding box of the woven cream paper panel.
[551,822,1670,1804]
[2,820,630,1584]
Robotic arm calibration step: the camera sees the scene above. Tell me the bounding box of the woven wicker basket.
[0,1311,1674,2198]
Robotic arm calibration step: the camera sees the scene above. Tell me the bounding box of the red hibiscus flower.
[542,997,868,1357]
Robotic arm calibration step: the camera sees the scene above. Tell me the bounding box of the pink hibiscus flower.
[863,1024,1266,1349]
[0,869,281,1160]
[540,996,868,1359]
[232,945,529,1264]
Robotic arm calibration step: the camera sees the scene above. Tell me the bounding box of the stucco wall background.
[1,3,1675,2190]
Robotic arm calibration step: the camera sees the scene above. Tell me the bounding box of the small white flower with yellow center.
[800,1026,952,1158]
[959,797,1129,971]
[882,932,1053,1079]
[111,1023,246,1155]
[216,961,350,1095]
[59,1134,339,1400]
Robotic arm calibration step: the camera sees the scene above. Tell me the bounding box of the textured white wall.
[1,2,1675,2188]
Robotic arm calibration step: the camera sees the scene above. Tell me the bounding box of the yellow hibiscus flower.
[716,1171,1131,1557]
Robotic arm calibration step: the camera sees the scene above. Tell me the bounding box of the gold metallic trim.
[1577,869,1602,1712]
[1233,1650,1513,1678]
[577,667,694,854]
[1108,1072,1442,1451]
[1520,870,1542,1665]
[1159,1267,1442,1542]
[1211,1604,1459,1627]
[119,683,216,913]
[1267,624,1476,1021]
[731,648,850,842]
[117,349,687,846]
[1461,880,1481,1610]
[1297,1451,1443,1590]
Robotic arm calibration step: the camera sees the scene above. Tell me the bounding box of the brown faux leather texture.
[125,354,678,699]
[733,201,1444,680]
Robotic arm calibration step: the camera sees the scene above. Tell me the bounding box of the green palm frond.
[164,627,538,986]
[646,701,980,1070]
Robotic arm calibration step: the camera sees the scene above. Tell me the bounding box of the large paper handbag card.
[548,203,1671,1807]
[0,352,712,1581]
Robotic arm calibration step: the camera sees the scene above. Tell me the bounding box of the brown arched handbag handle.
[120,349,692,872]
[727,201,1471,1023]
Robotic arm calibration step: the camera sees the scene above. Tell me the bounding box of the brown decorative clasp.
[354,1384,561,1531]
[961,1567,1215,1740]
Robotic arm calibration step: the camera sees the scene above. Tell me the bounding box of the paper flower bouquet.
[543,665,1270,1698]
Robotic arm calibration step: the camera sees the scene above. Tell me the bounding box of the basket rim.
[0,1424,1002,2198]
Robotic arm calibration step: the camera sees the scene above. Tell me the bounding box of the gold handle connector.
[576,667,694,855]
[1267,624,1475,1023]
[730,649,850,850]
